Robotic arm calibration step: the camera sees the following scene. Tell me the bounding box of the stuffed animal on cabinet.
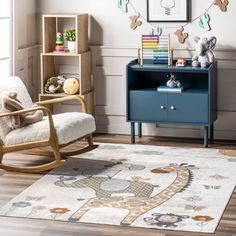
[192,36,217,68]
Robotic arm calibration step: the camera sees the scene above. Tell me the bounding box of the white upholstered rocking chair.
[0,76,96,173]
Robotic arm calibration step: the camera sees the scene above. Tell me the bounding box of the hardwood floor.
[0,134,236,236]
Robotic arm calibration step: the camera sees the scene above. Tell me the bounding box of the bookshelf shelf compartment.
[43,14,88,54]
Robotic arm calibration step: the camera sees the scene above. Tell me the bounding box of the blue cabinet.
[126,59,217,147]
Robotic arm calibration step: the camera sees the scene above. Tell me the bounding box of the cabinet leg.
[209,124,214,144]
[204,126,208,148]
[131,122,135,144]
[138,123,142,138]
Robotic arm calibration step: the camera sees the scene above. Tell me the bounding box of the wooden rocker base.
[0,160,66,173]
[30,144,99,158]
[0,140,98,173]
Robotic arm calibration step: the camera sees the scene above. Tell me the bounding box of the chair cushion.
[5,112,96,146]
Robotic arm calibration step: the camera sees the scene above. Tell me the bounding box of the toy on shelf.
[63,77,80,95]
[192,36,217,68]
[140,34,172,66]
[176,58,186,67]
[44,75,66,94]
[157,73,183,93]
[55,32,65,52]
[166,73,181,88]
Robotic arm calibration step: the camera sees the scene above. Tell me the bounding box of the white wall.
[18,0,236,140]
[39,0,236,48]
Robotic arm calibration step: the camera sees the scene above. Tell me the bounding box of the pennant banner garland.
[213,0,229,12]
[117,0,129,13]
[198,13,211,31]
[130,14,142,30]
[174,26,188,44]
[117,0,229,44]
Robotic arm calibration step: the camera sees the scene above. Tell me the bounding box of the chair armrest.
[0,106,58,143]
[0,106,50,118]
[36,95,88,113]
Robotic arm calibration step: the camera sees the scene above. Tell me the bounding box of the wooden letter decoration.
[213,0,229,12]
[129,15,142,30]
[174,26,188,44]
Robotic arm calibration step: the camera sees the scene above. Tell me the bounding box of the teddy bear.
[192,36,217,68]
[0,91,43,129]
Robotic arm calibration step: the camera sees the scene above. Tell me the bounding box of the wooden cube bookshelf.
[40,13,94,115]
[42,14,88,54]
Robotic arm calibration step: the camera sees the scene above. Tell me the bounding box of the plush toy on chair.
[192,36,217,68]
[1,91,43,129]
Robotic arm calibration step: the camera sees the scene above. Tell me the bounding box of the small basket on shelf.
[44,76,65,94]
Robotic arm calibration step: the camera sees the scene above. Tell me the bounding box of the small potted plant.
[64,29,76,53]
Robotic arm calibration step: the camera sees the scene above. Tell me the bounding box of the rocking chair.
[0,76,96,173]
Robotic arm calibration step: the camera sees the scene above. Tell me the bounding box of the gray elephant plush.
[192,36,217,68]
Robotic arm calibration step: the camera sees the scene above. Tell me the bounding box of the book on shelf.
[157,86,184,93]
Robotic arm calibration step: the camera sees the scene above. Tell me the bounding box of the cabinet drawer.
[129,90,167,121]
[168,93,208,123]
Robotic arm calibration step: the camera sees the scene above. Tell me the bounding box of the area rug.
[1,143,236,233]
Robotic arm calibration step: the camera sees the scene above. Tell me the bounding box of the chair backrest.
[0,76,34,143]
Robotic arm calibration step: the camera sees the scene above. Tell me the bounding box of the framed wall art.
[147,0,189,22]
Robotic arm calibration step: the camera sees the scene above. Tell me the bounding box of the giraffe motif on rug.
[63,163,194,225]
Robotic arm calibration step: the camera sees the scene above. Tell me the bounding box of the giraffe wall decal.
[64,163,194,225]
